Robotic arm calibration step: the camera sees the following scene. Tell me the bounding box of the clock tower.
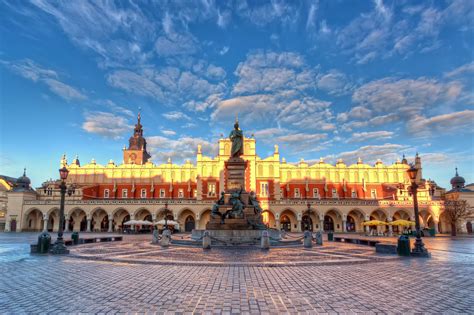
[123,111,151,165]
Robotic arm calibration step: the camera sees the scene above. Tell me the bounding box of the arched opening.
[467,222,473,234]
[23,209,43,232]
[369,209,388,234]
[199,209,212,229]
[91,209,108,232]
[47,209,60,232]
[68,208,87,232]
[185,216,195,232]
[324,215,334,232]
[281,215,291,231]
[112,209,131,232]
[438,211,451,234]
[392,209,411,233]
[301,215,313,231]
[262,210,276,229]
[347,209,365,232]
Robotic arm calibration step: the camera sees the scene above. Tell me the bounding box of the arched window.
[104,189,110,198]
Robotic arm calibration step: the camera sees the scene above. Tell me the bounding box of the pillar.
[5,219,11,232]
[86,218,92,232]
[319,216,324,232]
[43,216,48,232]
[342,220,347,233]
[297,219,302,232]
[434,219,439,234]
[275,219,281,231]
[108,216,113,233]
[64,216,70,233]
[387,217,393,236]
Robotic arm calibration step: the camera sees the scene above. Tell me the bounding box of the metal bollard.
[260,230,270,250]
[303,230,313,248]
[315,231,323,246]
[202,230,211,249]
[152,229,159,244]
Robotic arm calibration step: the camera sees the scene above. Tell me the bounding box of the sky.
[0,0,473,188]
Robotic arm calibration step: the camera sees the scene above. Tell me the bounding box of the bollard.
[303,230,313,248]
[315,231,323,246]
[202,230,211,249]
[260,230,270,250]
[160,229,171,247]
[152,229,159,244]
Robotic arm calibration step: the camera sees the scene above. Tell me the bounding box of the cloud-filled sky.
[0,0,473,188]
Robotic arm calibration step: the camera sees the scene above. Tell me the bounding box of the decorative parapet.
[24,199,215,206]
[269,199,444,207]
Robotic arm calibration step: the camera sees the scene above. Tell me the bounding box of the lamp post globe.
[408,164,429,257]
[51,167,70,254]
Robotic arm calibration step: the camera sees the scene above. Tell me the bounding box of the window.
[294,188,300,198]
[351,189,357,198]
[207,183,216,197]
[371,189,377,199]
[122,189,128,198]
[178,189,184,198]
[104,189,110,198]
[260,182,269,197]
[193,189,197,198]
[140,188,147,199]
[332,188,338,199]
[160,189,165,198]
[313,188,320,199]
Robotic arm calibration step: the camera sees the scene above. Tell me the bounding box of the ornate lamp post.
[51,167,70,255]
[164,202,169,230]
[304,202,313,231]
[407,165,430,257]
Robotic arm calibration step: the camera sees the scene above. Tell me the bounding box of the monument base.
[191,229,282,245]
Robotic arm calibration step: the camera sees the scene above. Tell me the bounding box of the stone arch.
[347,208,365,232]
[23,208,43,231]
[177,209,196,232]
[262,209,276,229]
[90,208,108,232]
[393,209,411,220]
[134,208,152,220]
[199,209,212,229]
[112,208,131,232]
[302,206,321,231]
[46,207,60,216]
[324,208,343,232]
[438,210,451,234]
[46,208,60,232]
[418,209,436,229]
[280,208,297,232]
[369,209,389,233]
[68,208,87,232]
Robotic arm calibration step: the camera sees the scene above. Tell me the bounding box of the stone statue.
[211,192,225,219]
[249,191,263,215]
[222,189,244,220]
[229,119,243,157]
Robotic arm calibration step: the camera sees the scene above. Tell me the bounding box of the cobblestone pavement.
[0,232,473,314]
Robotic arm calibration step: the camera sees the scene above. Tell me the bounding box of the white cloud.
[232,51,312,95]
[316,69,353,95]
[162,111,191,121]
[333,143,409,165]
[407,110,474,137]
[184,93,223,112]
[1,58,86,101]
[107,70,164,100]
[155,32,199,57]
[82,112,131,139]
[161,129,176,136]
[444,62,474,78]
[217,9,231,28]
[99,100,134,118]
[306,2,318,30]
[147,135,217,163]
[348,130,394,143]
[206,64,226,80]
[219,46,230,55]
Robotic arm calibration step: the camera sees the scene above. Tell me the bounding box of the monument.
[192,118,281,245]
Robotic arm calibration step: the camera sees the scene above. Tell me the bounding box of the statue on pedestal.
[211,192,225,219]
[229,117,243,157]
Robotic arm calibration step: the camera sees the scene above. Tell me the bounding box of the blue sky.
[0,0,473,188]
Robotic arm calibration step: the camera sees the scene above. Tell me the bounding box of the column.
[5,220,11,232]
[319,216,324,232]
[433,219,439,234]
[365,225,370,234]
[275,219,281,231]
[387,217,393,236]
[297,219,302,232]
[108,216,113,233]
[64,216,70,233]
[43,216,48,232]
[86,218,92,232]
[342,220,347,233]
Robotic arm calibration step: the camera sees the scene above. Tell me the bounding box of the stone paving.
[0,232,473,314]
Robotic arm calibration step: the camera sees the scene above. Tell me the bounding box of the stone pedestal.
[225,157,247,192]
[192,229,281,245]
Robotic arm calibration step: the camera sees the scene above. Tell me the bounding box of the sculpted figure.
[211,192,225,219]
[249,191,263,215]
[225,188,244,219]
[229,119,243,157]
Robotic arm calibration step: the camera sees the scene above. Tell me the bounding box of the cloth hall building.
[3,114,451,234]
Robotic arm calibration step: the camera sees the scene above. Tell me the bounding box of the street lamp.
[51,166,70,254]
[164,202,169,230]
[407,164,429,257]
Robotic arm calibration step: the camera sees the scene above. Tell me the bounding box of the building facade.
[4,114,450,234]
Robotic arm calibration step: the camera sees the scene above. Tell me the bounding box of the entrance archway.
[301,215,313,231]
[346,215,356,232]
[185,216,195,232]
[323,215,334,231]
[467,222,472,234]
[281,215,291,231]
